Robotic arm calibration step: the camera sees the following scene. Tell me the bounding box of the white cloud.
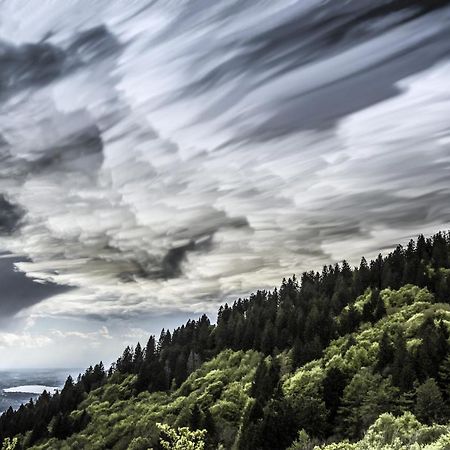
[0,0,448,330]
[50,326,112,341]
[0,332,52,349]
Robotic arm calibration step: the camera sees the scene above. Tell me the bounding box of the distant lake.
[0,368,82,412]
[3,385,59,394]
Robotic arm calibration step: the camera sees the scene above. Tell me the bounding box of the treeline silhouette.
[1,231,450,446]
[0,364,104,446]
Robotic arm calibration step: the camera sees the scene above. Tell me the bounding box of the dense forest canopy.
[2,231,450,449]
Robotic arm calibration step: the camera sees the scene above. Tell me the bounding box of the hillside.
[2,232,450,449]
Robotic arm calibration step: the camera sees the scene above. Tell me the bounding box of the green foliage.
[284,366,328,437]
[5,231,450,449]
[26,282,450,449]
[284,282,450,441]
[316,412,450,450]
[337,370,399,438]
[156,423,206,450]
[439,354,450,402]
[28,350,260,450]
[287,429,318,450]
[126,436,152,450]
[382,285,434,310]
[414,379,446,424]
[1,438,17,450]
[315,444,356,450]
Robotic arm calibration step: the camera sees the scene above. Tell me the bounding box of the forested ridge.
[3,231,450,449]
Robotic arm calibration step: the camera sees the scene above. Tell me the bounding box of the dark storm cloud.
[241,0,450,74]
[67,25,121,62]
[0,196,23,235]
[116,215,249,282]
[166,0,450,137]
[0,0,448,324]
[161,241,205,279]
[0,25,119,100]
[0,40,65,98]
[160,215,248,279]
[316,189,450,237]
[30,118,103,174]
[252,30,450,135]
[0,255,71,317]
[0,24,120,183]
[0,24,121,318]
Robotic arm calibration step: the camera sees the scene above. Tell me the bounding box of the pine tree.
[251,358,279,403]
[372,290,386,323]
[238,400,264,450]
[376,330,394,372]
[258,397,299,450]
[145,335,157,361]
[52,412,73,439]
[29,419,48,445]
[322,367,347,422]
[414,378,446,424]
[438,355,450,402]
[116,346,134,373]
[133,342,144,374]
[92,361,105,388]
[60,376,78,413]
[260,322,276,354]
[190,404,204,431]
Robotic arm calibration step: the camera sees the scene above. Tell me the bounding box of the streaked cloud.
[0,1,449,366]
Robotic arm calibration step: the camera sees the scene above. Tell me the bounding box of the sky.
[0,0,449,369]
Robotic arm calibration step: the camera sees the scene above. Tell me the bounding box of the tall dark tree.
[323,367,347,424]
[376,330,395,372]
[133,342,144,374]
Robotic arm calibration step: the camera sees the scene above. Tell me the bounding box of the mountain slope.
[2,231,450,449]
[29,285,450,449]
[30,350,261,450]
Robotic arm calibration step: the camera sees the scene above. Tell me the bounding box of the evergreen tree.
[238,400,265,450]
[376,330,394,372]
[391,332,416,391]
[29,419,48,445]
[438,354,450,402]
[258,397,299,450]
[52,412,72,439]
[2,231,450,445]
[338,370,399,439]
[145,335,157,361]
[322,367,347,423]
[414,378,446,424]
[133,342,144,374]
[372,290,386,323]
[251,358,280,403]
[116,346,134,374]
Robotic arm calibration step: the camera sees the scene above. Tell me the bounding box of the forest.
[2,231,450,449]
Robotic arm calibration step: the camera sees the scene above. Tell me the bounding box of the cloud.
[0,0,448,328]
[0,255,72,318]
[0,331,52,349]
[121,327,152,340]
[50,325,112,341]
[0,41,65,100]
[0,195,23,235]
